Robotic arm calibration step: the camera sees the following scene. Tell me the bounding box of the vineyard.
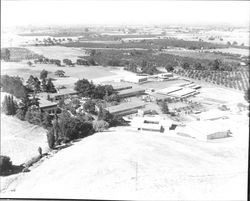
[174,69,249,91]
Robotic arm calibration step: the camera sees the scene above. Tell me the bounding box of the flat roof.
[100,81,133,90]
[168,88,196,97]
[157,86,182,95]
[150,93,170,100]
[39,98,57,108]
[105,101,145,114]
[49,89,78,98]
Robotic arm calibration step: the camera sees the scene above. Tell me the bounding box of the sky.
[1,0,250,27]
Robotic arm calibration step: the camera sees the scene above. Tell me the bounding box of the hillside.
[1,124,248,200]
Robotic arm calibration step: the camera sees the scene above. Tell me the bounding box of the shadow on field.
[0,164,26,177]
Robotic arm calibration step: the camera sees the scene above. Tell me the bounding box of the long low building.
[168,88,198,98]
[175,120,232,141]
[105,101,145,116]
[118,88,145,98]
[100,81,133,91]
[38,98,58,114]
[156,86,182,95]
[131,115,173,132]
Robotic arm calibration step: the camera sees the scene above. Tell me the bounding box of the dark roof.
[118,88,145,96]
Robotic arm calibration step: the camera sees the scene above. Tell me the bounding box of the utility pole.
[135,161,138,191]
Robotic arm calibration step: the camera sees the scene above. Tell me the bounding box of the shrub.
[93,120,109,132]
[1,95,17,115]
[47,129,55,149]
[0,155,13,175]
[0,75,27,98]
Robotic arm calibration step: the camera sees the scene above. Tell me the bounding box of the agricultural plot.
[175,69,249,91]
[162,49,241,63]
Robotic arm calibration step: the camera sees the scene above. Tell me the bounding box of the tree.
[74,79,95,97]
[1,95,17,115]
[160,101,169,114]
[57,110,93,141]
[165,64,174,72]
[87,58,96,66]
[40,69,48,79]
[0,155,13,176]
[25,108,43,125]
[46,78,57,93]
[182,62,190,70]
[26,75,41,93]
[27,61,33,66]
[0,75,27,98]
[54,70,65,77]
[104,94,120,102]
[47,128,55,149]
[89,49,96,56]
[97,106,123,127]
[63,59,73,66]
[1,48,10,61]
[244,87,250,103]
[42,112,53,129]
[210,59,222,71]
[76,59,88,65]
[83,100,96,114]
[194,62,204,70]
[93,120,109,132]
[41,78,47,92]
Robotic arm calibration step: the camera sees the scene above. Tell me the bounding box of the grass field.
[1,123,248,199]
[0,114,48,165]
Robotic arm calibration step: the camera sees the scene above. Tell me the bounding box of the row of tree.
[175,69,249,91]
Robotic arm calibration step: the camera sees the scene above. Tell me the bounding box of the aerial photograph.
[0,0,249,200]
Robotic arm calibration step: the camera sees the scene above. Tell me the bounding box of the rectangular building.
[118,88,145,98]
[105,101,145,116]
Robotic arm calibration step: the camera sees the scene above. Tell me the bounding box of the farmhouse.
[105,101,145,116]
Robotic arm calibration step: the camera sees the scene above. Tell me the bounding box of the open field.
[26,46,86,62]
[1,61,116,88]
[1,122,248,200]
